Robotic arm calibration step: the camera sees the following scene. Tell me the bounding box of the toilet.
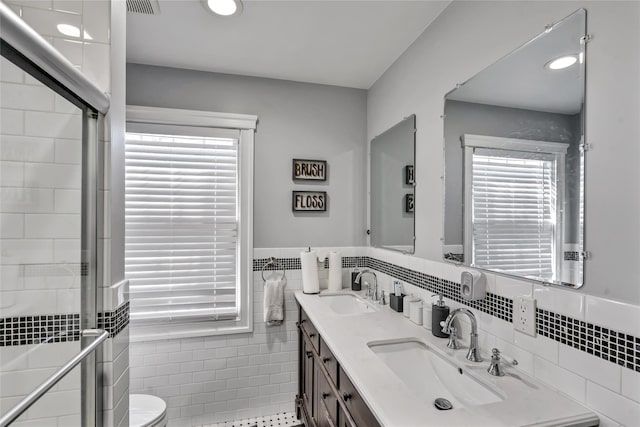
[130,394,168,427]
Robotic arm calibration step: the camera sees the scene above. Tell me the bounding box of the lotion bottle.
[431,294,450,338]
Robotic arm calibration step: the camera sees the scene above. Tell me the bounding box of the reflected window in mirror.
[463,135,569,283]
[370,115,416,254]
[442,9,586,288]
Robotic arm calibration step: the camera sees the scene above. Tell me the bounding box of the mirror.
[371,114,416,253]
[442,9,586,288]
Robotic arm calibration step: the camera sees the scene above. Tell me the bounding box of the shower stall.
[1,3,109,426]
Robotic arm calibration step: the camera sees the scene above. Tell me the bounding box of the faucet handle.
[492,348,518,366]
[446,326,460,349]
[380,290,387,305]
[439,320,448,334]
[487,348,505,377]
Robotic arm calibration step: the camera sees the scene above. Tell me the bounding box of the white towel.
[264,278,286,326]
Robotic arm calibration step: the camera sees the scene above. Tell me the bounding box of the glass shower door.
[0,51,98,426]
[0,53,84,426]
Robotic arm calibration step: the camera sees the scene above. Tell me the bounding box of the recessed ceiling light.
[203,0,243,16]
[546,55,578,70]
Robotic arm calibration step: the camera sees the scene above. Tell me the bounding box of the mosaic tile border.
[564,251,581,261]
[253,256,368,272]
[98,301,130,338]
[444,253,464,263]
[0,301,130,347]
[537,308,640,372]
[0,314,80,346]
[366,257,513,323]
[254,255,639,373]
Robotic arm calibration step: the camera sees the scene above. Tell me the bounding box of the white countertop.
[295,290,599,427]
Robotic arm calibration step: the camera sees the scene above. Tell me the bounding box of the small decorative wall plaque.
[293,191,327,212]
[405,165,414,185]
[293,159,327,181]
[404,193,414,213]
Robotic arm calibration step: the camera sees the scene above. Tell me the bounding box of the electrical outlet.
[514,296,536,336]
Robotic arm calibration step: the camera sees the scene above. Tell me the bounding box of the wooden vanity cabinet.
[301,333,315,423]
[338,366,379,427]
[320,338,339,385]
[297,305,381,427]
[316,363,339,427]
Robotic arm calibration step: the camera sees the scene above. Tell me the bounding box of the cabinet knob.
[322,357,331,363]
[322,392,330,400]
[342,392,352,401]
[300,319,306,323]
[309,333,316,338]
[306,351,313,359]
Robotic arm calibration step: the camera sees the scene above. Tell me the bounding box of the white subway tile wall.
[0,1,118,426]
[0,343,82,426]
[1,56,82,317]
[128,271,302,426]
[365,246,640,427]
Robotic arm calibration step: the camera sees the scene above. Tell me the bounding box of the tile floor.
[199,412,302,427]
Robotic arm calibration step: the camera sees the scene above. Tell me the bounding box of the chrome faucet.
[441,308,482,362]
[487,348,518,376]
[355,269,378,301]
[487,348,505,376]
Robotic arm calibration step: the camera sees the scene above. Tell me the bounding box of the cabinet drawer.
[320,337,339,386]
[300,309,320,351]
[316,364,338,426]
[339,367,380,427]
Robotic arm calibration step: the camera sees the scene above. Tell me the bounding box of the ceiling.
[448,9,585,115]
[126,0,450,89]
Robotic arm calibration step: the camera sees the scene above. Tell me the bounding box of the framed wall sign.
[404,193,414,213]
[293,191,327,212]
[405,165,414,185]
[293,159,327,181]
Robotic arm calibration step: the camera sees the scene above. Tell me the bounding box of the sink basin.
[368,339,504,409]
[318,293,380,315]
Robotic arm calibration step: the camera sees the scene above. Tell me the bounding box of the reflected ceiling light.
[203,0,243,16]
[545,55,578,70]
[56,23,93,40]
[57,23,80,38]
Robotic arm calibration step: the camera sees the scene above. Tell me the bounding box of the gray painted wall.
[443,100,581,245]
[126,64,367,248]
[368,1,640,304]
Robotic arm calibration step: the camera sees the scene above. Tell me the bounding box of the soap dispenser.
[431,294,450,338]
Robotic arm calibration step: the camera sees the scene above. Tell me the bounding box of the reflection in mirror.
[371,115,416,253]
[442,9,586,288]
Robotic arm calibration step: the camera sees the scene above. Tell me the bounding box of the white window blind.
[125,132,240,323]
[471,148,557,281]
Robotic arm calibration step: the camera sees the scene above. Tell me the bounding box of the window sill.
[129,319,253,342]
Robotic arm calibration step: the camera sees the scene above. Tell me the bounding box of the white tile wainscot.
[128,270,302,426]
[363,246,640,427]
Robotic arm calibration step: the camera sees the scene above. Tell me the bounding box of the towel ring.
[261,257,286,282]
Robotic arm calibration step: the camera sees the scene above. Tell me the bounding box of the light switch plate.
[514,296,537,336]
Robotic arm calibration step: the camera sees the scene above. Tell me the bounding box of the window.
[125,106,257,341]
[463,135,567,282]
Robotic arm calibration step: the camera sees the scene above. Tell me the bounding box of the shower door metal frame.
[1,3,109,426]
